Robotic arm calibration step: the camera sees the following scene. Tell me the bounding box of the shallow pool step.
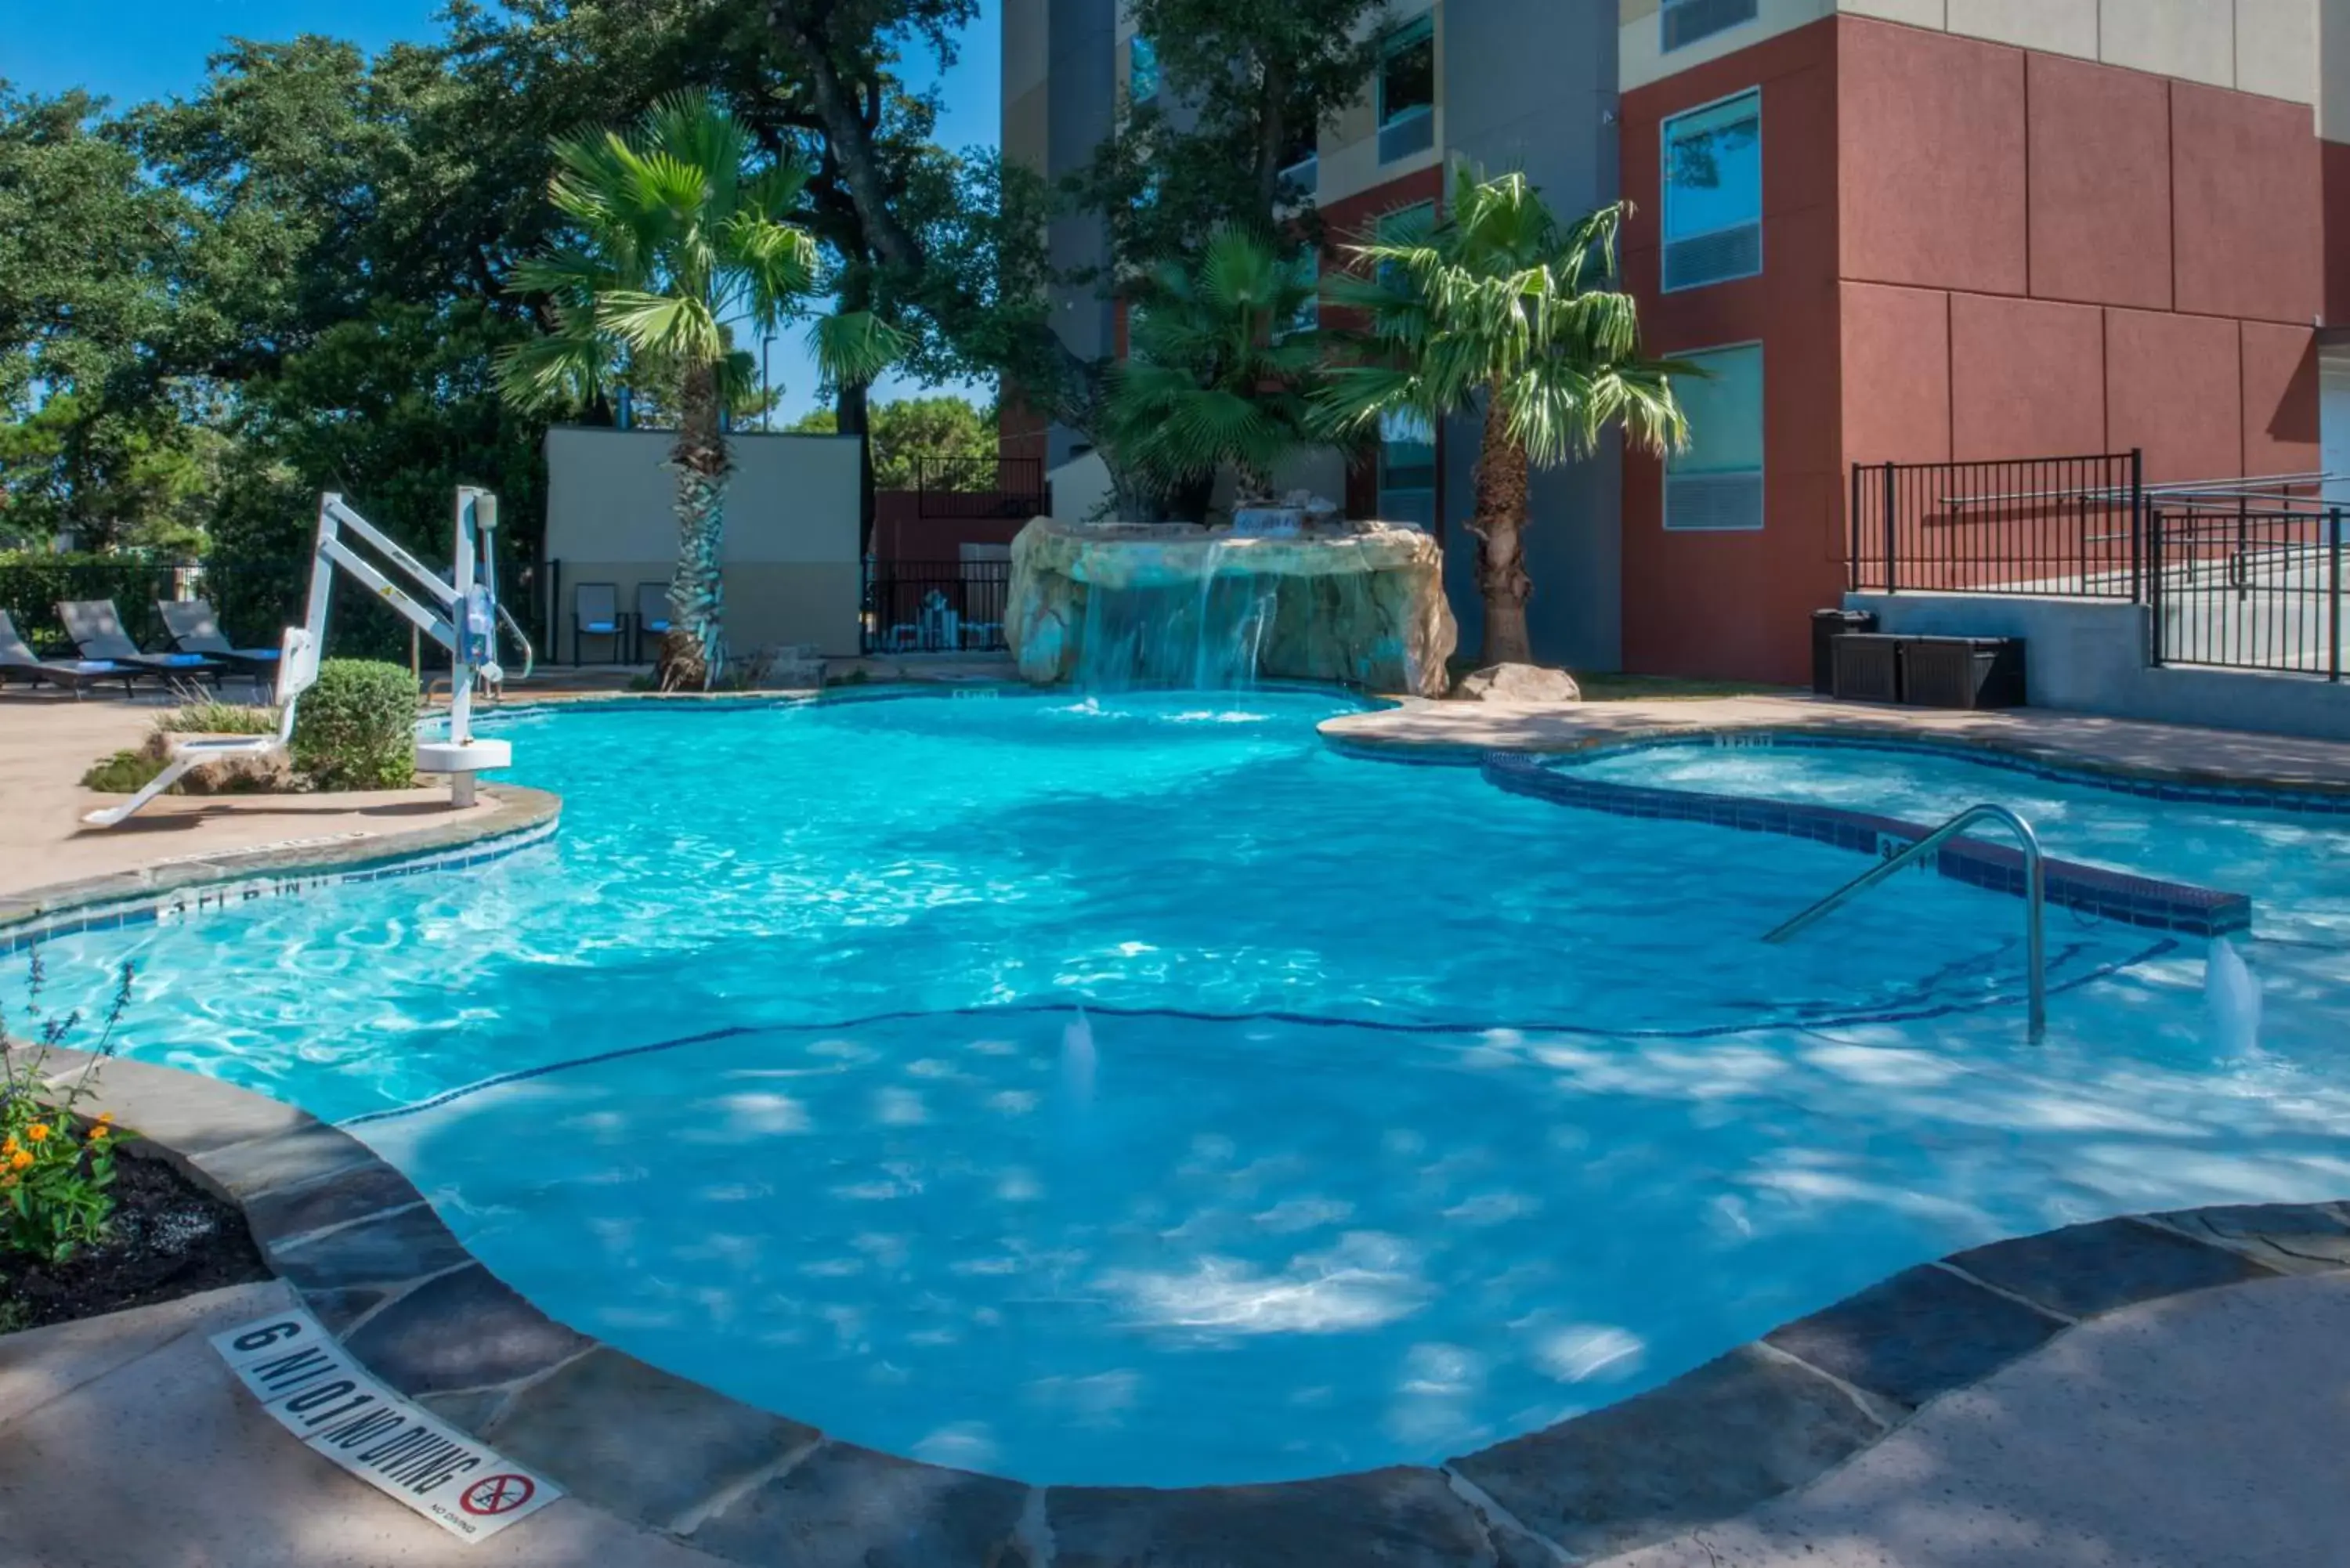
[1484,752,2253,938]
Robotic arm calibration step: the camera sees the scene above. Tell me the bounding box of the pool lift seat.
[83,488,526,827]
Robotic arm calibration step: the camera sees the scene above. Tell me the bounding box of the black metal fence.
[2149,503,2345,678]
[1849,452,2143,598]
[862,560,1011,653]
[1849,449,2350,679]
[914,455,1046,519]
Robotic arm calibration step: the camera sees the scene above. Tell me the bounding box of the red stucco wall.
[1619,13,2327,684]
[1950,293,2106,461]
[1621,18,1843,686]
[2171,83,2323,325]
[2025,52,2173,310]
[1838,22,2026,296]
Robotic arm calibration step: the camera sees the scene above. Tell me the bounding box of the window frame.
[1659,86,1764,294]
[1376,14,1435,132]
[1662,340,1765,533]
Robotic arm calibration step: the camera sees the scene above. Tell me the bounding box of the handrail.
[1764,803,2047,1043]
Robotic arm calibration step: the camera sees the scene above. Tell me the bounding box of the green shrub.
[291,659,419,790]
[80,750,164,793]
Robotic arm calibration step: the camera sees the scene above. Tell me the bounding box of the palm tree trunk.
[1469,390,1535,667]
[661,362,732,691]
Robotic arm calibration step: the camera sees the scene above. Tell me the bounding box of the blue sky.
[6,0,1002,421]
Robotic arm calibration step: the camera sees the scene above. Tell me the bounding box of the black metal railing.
[862,560,1011,654]
[1848,448,2350,679]
[2149,502,2345,678]
[914,455,1047,519]
[1849,451,2143,598]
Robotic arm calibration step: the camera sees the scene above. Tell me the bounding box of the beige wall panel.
[2237,0,2322,103]
[1945,0,2099,60]
[2099,0,2236,88]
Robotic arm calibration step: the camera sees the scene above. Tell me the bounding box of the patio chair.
[573,582,626,664]
[159,598,280,678]
[56,599,222,685]
[0,610,140,698]
[634,583,671,663]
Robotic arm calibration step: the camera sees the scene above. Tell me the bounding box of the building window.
[1661,0,1760,53]
[1280,248,1321,339]
[1129,35,1160,103]
[1376,15,1434,164]
[1665,344,1763,532]
[1661,89,1761,292]
[1379,409,1437,531]
[1373,201,1435,292]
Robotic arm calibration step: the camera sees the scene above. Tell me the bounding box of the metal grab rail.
[1763,803,2048,1043]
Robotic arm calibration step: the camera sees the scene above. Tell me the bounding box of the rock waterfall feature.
[1006,518,1458,698]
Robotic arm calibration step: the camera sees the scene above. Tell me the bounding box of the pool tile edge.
[21,1047,2331,1568]
[0,785,562,956]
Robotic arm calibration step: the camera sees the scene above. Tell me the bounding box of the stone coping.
[0,785,561,955]
[1319,700,2350,797]
[13,1039,2342,1566]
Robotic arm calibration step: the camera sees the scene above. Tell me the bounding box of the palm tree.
[1106,227,1324,521]
[1317,167,1690,668]
[499,91,899,689]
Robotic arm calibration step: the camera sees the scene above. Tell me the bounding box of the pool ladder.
[1764,803,2047,1043]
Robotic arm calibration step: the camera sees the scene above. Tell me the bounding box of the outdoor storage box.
[1830,634,1904,703]
[1901,635,2026,709]
[1810,608,1879,695]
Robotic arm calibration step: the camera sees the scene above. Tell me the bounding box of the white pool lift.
[85,488,519,827]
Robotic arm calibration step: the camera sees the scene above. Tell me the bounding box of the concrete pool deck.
[1320,692,2350,790]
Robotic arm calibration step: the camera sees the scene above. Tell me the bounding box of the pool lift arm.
[309,488,514,807]
[81,489,513,828]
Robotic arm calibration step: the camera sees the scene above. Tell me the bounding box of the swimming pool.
[29,692,2350,1486]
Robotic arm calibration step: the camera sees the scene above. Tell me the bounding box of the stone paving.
[9,1035,2349,1566]
[1320,692,2350,789]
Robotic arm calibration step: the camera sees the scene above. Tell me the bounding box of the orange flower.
[25,1124,49,1143]
[96,1111,114,1125]
[87,1124,110,1141]
[7,1150,30,1171]
[0,1136,14,1157]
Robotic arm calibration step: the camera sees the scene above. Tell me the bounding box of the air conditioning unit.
[1379,109,1434,164]
[1665,471,1763,532]
[1662,0,1760,52]
[1662,223,1762,291]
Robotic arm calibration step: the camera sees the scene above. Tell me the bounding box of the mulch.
[0,1151,270,1331]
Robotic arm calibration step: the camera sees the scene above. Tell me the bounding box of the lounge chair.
[573,582,624,663]
[56,600,222,685]
[634,583,671,663]
[0,611,140,698]
[158,599,280,677]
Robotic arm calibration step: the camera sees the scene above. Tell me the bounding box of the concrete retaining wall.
[1847,590,2350,742]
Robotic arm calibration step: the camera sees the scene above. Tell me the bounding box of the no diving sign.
[211,1309,560,1542]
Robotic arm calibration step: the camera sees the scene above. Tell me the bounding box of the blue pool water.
[29,692,2350,1486]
